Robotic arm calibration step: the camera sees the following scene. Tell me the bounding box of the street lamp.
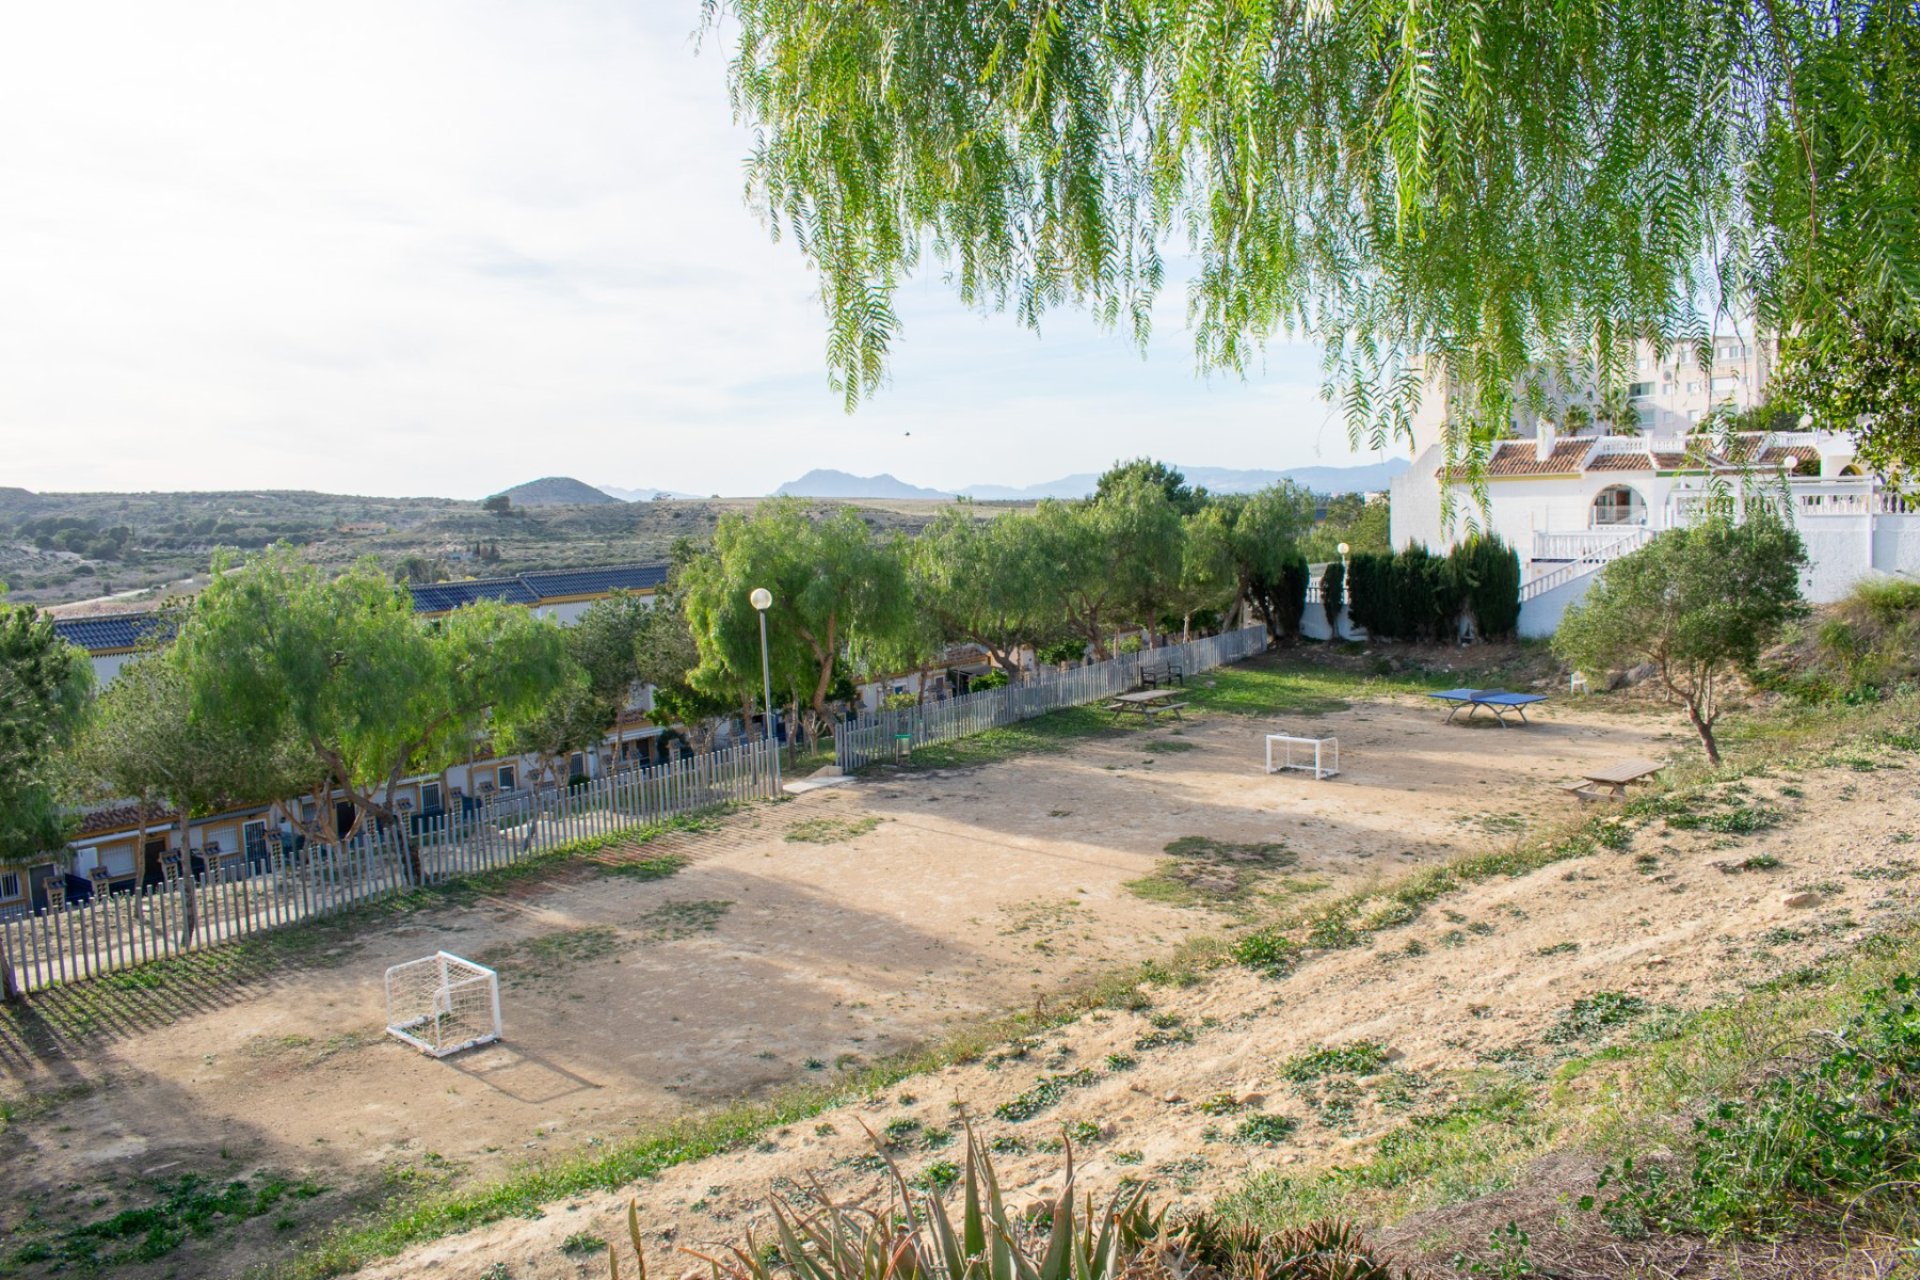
[1335,542,1351,632]
[750,588,780,789]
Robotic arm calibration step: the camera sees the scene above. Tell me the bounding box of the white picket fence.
[0,740,779,996]
[835,625,1268,771]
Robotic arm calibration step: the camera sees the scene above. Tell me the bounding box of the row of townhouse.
[10,563,1023,914]
[5,564,675,915]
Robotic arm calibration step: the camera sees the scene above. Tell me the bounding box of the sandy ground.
[355,745,1916,1280]
[0,683,1837,1278]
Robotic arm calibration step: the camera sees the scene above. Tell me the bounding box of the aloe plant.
[595,1127,1406,1280]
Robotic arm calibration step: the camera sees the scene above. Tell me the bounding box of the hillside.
[493,476,620,506]
[0,490,974,608]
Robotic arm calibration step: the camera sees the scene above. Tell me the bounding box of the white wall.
[1389,447,1446,550]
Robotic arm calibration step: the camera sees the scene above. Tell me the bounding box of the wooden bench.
[1140,662,1185,689]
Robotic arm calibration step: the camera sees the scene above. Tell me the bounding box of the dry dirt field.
[2,656,1907,1279]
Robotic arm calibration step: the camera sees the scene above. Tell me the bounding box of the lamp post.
[750,587,779,789]
[1335,542,1351,635]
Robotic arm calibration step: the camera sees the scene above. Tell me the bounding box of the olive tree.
[1554,511,1808,764]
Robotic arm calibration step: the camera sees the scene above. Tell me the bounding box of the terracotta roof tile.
[1586,452,1654,472]
[1483,439,1594,477]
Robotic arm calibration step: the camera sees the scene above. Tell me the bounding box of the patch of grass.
[785,816,882,844]
[560,1231,606,1257]
[1232,928,1302,976]
[1234,1114,1300,1145]
[636,899,731,941]
[3,1172,324,1271]
[477,927,627,989]
[1127,837,1298,911]
[1282,1041,1389,1082]
[600,852,688,881]
[994,1069,1100,1123]
[1535,941,1580,957]
[1142,739,1198,754]
[1542,992,1650,1045]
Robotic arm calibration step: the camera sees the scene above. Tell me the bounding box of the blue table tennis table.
[1428,688,1548,726]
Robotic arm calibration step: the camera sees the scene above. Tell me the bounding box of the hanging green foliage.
[711,0,1920,474]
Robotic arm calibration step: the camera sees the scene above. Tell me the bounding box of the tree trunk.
[176,806,200,947]
[0,935,22,1003]
[1687,701,1722,765]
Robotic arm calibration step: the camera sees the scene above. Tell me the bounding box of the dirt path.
[0,689,1692,1276]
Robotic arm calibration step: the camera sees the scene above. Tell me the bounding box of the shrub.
[1319,559,1346,628]
[1282,1041,1389,1081]
[1585,975,1920,1238]
[1276,554,1311,638]
[1233,929,1302,976]
[970,669,1011,691]
[1447,534,1522,640]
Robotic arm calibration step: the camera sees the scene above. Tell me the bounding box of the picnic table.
[1107,688,1188,724]
[1566,757,1662,803]
[1427,688,1548,727]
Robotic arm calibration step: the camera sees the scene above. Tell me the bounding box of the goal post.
[1265,734,1339,780]
[385,952,501,1057]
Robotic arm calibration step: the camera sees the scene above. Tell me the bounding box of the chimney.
[1535,420,1557,464]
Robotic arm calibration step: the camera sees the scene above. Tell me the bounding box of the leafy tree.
[1220,485,1318,644]
[913,509,1064,678]
[1555,512,1809,763]
[682,501,909,724]
[77,653,307,945]
[1089,473,1187,644]
[633,589,736,754]
[1302,494,1392,563]
[0,599,93,1001]
[1775,310,1920,478]
[177,550,570,878]
[482,494,512,516]
[1169,502,1238,636]
[1095,458,1205,516]
[713,0,1920,473]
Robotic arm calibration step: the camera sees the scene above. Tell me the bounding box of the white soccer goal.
[385,952,501,1057]
[1265,734,1340,780]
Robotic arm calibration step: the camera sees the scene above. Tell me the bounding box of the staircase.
[1520,527,1653,602]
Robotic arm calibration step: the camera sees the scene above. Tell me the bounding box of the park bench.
[1140,661,1184,689]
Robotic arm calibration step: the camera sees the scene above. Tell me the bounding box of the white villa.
[1390,338,1920,636]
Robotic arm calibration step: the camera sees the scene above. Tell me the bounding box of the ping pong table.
[1427,688,1548,726]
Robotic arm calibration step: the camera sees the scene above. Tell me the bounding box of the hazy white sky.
[0,1,1384,500]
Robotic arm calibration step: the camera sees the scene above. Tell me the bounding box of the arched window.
[1839,463,1865,477]
[1592,485,1647,527]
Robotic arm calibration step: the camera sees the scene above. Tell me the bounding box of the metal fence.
[0,739,779,996]
[834,625,1268,771]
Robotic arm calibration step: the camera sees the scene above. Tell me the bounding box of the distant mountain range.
[770,460,1410,502]
[774,470,955,500]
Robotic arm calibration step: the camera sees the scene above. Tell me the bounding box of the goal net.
[385,952,501,1057]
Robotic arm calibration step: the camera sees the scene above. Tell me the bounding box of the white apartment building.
[1391,336,1919,636]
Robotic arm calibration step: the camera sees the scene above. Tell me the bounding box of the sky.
[0,1,1387,501]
